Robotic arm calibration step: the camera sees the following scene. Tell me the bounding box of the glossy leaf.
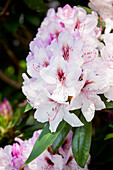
[72,113,92,168]
[23,122,45,139]
[99,94,113,109]
[8,108,22,129]
[24,103,33,113]
[22,120,69,167]
[106,101,113,109]
[104,133,113,140]
[52,123,72,153]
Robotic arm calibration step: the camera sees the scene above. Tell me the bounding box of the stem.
[0,0,11,16]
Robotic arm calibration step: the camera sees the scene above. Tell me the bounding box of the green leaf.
[24,103,33,113]
[72,113,92,168]
[8,108,22,128]
[23,0,45,10]
[0,114,5,127]
[52,123,72,153]
[77,5,92,14]
[23,122,45,139]
[106,101,113,109]
[98,17,105,27]
[99,94,113,109]
[22,120,69,167]
[104,133,113,140]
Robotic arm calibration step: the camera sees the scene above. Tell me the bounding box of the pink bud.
[0,98,13,120]
[12,143,23,158]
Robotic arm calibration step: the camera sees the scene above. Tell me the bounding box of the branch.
[1,40,22,71]
[0,69,21,89]
[0,0,11,16]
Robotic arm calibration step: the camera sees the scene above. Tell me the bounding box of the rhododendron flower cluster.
[22,4,113,132]
[0,130,90,170]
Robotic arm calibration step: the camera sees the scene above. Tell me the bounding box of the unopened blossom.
[0,98,13,121]
[88,0,113,33]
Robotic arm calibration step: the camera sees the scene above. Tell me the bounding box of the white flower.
[34,90,83,132]
[69,69,106,122]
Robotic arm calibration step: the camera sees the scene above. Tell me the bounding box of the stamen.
[26,99,34,105]
[57,68,66,85]
[62,46,70,61]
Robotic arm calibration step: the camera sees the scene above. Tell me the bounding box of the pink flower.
[0,131,40,170]
[0,130,90,169]
[0,145,12,169]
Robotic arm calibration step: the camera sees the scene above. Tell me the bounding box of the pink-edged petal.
[49,105,64,132]
[82,95,95,122]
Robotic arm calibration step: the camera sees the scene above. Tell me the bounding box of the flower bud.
[0,98,13,121]
[12,143,23,158]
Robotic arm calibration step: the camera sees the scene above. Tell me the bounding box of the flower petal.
[82,96,95,122]
[64,110,84,127]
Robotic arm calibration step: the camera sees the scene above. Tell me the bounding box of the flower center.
[62,46,70,61]
[57,68,66,85]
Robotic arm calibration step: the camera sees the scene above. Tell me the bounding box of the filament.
[26,99,34,105]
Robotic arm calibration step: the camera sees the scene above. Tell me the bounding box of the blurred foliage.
[0,0,113,169]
